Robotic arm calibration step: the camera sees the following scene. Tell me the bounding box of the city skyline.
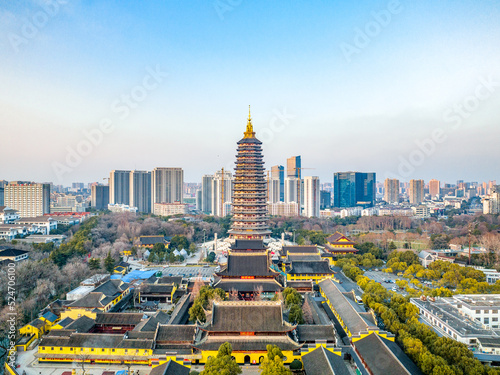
[1,1,500,185]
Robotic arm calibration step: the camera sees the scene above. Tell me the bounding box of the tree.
[283,288,301,307]
[104,251,115,273]
[259,345,292,375]
[207,251,216,263]
[189,242,197,255]
[200,342,241,375]
[88,258,100,270]
[288,304,304,324]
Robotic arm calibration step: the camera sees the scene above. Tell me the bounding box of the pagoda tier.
[228,108,271,239]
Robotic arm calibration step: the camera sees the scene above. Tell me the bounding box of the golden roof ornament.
[244,105,255,138]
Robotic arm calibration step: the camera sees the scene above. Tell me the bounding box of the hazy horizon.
[1,0,499,185]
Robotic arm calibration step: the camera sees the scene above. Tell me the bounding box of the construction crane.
[220,167,225,217]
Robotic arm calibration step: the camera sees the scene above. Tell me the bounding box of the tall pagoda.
[228,107,271,239]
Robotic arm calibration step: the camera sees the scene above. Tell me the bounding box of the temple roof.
[281,246,319,257]
[296,324,336,343]
[287,254,322,262]
[150,360,191,375]
[200,301,295,333]
[193,335,301,352]
[216,252,275,277]
[95,313,143,326]
[213,278,283,292]
[354,334,422,375]
[231,239,266,251]
[326,232,355,245]
[156,325,196,342]
[302,346,350,375]
[319,279,377,336]
[288,260,335,275]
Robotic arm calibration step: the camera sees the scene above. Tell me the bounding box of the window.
[485,310,489,314]
[60,348,63,351]
[112,349,115,352]
[51,347,54,351]
[476,310,480,314]
[485,318,490,324]
[494,317,498,322]
[70,348,73,351]
[91,348,94,352]
[493,310,498,314]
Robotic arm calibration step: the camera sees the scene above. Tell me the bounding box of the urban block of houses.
[0,206,20,224]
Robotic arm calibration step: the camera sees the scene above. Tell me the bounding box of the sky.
[1,0,500,186]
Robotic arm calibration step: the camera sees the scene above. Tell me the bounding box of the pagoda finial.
[244,105,255,138]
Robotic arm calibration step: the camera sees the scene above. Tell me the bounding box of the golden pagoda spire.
[244,105,255,138]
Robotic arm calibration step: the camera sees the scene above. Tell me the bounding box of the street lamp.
[293,229,296,244]
[202,229,207,259]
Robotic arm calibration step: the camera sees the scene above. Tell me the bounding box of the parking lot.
[364,270,408,296]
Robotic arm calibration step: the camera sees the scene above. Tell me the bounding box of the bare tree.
[190,277,203,302]
[253,285,263,301]
[229,288,239,301]
[302,297,314,324]
[76,353,92,375]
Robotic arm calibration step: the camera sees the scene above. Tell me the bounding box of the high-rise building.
[201,175,213,214]
[0,186,4,206]
[284,177,300,204]
[429,179,440,198]
[320,190,331,209]
[333,172,376,208]
[409,179,425,204]
[268,202,299,217]
[211,169,233,217]
[384,178,400,204]
[195,190,202,211]
[130,170,152,213]
[91,185,109,210]
[4,182,50,217]
[228,109,271,239]
[271,165,284,201]
[483,186,500,214]
[71,182,84,191]
[152,167,184,205]
[286,156,301,179]
[109,170,131,205]
[267,178,280,204]
[304,176,320,218]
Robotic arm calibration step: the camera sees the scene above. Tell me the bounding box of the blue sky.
[1,0,500,185]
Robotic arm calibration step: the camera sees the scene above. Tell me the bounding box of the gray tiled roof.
[319,279,377,336]
[201,301,294,333]
[289,260,334,275]
[354,334,422,375]
[149,360,191,375]
[302,346,350,375]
